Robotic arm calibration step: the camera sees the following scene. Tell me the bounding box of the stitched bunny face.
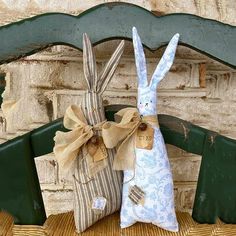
[133,27,179,116]
[137,87,157,116]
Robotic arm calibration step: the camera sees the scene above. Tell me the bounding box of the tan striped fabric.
[72,34,125,233]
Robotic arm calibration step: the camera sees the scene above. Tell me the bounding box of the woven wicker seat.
[1,211,236,236]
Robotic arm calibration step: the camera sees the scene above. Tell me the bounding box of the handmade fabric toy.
[54,34,124,233]
[103,27,179,232]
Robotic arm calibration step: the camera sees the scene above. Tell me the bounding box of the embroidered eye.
[139,102,142,104]
[150,100,152,103]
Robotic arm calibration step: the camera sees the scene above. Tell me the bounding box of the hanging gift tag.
[91,196,107,214]
[93,137,108,162]
[87,139,98,157]
[128,185,145,206]
[87,136,108,162]
[136,124,154,150]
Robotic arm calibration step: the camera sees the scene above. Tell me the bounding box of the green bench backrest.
[0,2,235,225]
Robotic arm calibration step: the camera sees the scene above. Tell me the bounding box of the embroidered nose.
[145,103,148,107]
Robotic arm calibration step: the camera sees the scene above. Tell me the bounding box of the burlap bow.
[53,105,106,175]
[102,107,159,170]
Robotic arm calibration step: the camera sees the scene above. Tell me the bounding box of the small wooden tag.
[94,137,108,162]
[128,185,145,206]
[87,140,98,157]
[87,136,108,162]
[136,125,154,150]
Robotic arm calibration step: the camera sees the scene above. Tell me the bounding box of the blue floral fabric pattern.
[120,27,180,232]
[121,128,178,232]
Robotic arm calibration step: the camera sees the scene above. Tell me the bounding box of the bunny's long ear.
[83,33,98,91]
[149,33,180,90]
[132,27,148,88]
[97,40,125,94]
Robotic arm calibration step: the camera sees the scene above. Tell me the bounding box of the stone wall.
[0,0,235,216]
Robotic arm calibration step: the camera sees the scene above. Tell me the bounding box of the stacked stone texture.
[0,0,235,216]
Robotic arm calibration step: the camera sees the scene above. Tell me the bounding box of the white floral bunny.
[120,27,180,232]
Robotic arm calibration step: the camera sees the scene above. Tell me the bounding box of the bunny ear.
[97,40,125,93]
[83,33,98,90]
[132,27,148,88]
[149,33,180,90]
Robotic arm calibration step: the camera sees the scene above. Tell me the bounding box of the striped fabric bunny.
[72,34,125,232]
[120,27,180,232]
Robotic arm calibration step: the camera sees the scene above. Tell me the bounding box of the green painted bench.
[0,2,235,227]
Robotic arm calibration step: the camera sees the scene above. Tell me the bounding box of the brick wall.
[0,0,235,216]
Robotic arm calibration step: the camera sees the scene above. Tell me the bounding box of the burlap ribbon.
[102,107,159,170]
[53,105,106,175]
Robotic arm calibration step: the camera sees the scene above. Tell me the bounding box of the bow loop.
[54,105,106,175]
[63,105,88,130]
[102,108,159,170]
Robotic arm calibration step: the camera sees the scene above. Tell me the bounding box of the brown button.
[138,123,147,131]
[90,135,99,145]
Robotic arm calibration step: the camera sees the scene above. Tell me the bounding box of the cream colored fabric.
[102,107,159,170]
[53,105,105,174]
